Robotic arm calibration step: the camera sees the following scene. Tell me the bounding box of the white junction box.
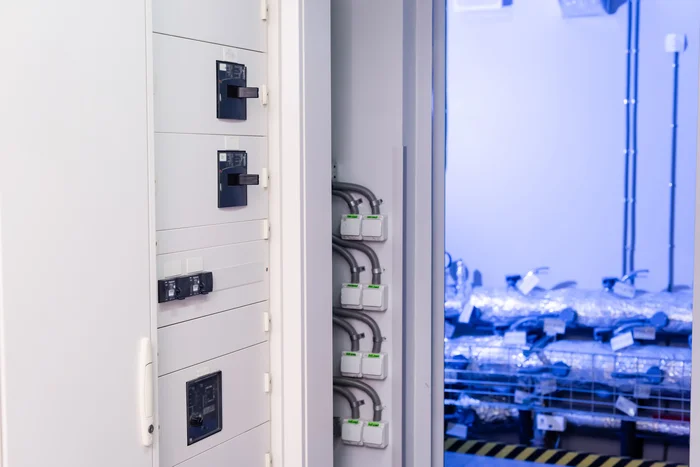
[362,284,388,311]
[340,214,363,240]
[340,283,363,309]
[536,414,567,433]
[362,421,389,449]
[342,419,365,446]
[361,214,387,242]
[340,351,363,378]
[361,352,387,380]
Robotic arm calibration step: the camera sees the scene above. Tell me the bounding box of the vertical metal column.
[623,0,641,280]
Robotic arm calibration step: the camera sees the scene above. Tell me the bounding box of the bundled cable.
[333,235,382,284]
[333,316,363,352]
[334,377,383,421]
[332,182,381,214]
[333,243,363,283]
[332,190,361,214]
[334,307,383,353]
[334,385,363,420]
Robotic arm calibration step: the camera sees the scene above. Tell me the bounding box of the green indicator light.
[344,352,357,356]
[346,284,359,288]
[368,422,380,427]
[367,354,380,358]
[368,285,380,289]
[347,420,359,425]
[366,216,379,219]
[346,215,359,219]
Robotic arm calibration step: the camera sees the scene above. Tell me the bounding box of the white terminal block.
[362,421,389,449]
[665,33,688,53]
[362,352,387,380]
[340,351,364,378]
[342,419,365,446]
[362,284,388,312]
[340,283,363,310]
[340,214,363,240]
[361,215,387,242]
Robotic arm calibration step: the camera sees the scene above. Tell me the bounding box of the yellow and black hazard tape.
[444,438,688,467]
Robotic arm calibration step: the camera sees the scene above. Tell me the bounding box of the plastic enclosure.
[341,214,363,240]
[361,215,387,242]
[340,283,363,309]
[340,351,364,378]
[362,284,388,311]
[362,421,389,449]
[361,353,387,380]
[342,419,365,446]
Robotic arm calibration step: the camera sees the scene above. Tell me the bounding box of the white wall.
[446,1,700,291]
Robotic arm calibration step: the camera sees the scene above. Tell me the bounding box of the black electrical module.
[218,150,259,208]
[157,272,213,303]
[216,60,259,120]
[186,372,223,446]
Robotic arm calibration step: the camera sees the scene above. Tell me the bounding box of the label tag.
[516,273,539,295]
[538,378,557,395]
[635,384,651,400]
[458,301,475,324]
[611,332,635,351]
[219,63,228,71]
[613,281,636,299]
[446,423,468,440]
[445,322,456,339]
[544,318,566,336]
[633,326,656,341]
[615,396,638,417]
[514,390,532,404]
[537,414,566,432]
[504,331,527,347]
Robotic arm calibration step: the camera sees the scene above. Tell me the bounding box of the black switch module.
[218,150,259,208]
[158,272,213,303]
[216,60,259,120]
[186,372,223,446]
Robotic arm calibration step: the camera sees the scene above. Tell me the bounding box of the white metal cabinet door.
[0,2,154,467]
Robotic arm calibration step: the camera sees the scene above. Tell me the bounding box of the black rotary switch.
[189,413,204,427]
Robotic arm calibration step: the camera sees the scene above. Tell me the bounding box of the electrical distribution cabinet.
[152,1,271,465]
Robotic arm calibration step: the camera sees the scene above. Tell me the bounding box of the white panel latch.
[263,219,270,240]
[265,453,272,467]
[263,312,271,332]
[139,338,155,447]
[261,168,269,189]
[261,85,269,106]
[261,0,269,20]
[264,373,272,393]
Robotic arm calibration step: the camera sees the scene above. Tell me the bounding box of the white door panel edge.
[0,1,155,465]
[690,24,700,465]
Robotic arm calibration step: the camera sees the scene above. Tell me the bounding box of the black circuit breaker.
[218,150,259,208]
[186,372,223,446]
[157,272,213,303]
[216,60,259,121]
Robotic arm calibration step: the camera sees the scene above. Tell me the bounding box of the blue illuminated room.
[443,0,700,465]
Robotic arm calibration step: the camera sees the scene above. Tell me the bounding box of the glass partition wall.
[443,1,700,466]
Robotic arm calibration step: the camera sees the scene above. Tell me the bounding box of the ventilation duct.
[559,0,625,17]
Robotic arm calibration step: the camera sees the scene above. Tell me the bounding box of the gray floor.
[445,452,539,467]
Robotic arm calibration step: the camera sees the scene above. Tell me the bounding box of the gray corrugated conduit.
[333,377,383,421]
[332,235,381,284]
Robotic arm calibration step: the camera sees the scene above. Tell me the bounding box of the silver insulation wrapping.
[451,395,689,436]
[445,336,692,391]
[468,288,693,333]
